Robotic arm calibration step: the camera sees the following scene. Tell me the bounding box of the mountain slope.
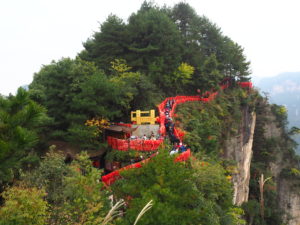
[257,72,300,154]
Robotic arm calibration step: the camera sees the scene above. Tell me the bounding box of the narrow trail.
[102,81,252,186]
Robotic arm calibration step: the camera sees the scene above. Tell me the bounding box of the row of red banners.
[107,136,164,151]
[102,81,252,185]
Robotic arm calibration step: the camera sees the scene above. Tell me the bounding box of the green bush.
[111,150,242,225]
[0,186,49,225]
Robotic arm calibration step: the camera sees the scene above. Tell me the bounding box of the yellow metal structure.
[131,110,156,125]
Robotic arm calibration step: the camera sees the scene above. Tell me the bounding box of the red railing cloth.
[103,80,252,186]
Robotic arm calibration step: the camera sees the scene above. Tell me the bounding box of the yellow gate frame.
[131,110,156,125]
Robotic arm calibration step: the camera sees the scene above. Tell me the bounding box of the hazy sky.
[1,0,300,95]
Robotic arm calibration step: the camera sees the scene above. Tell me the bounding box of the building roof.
[105,125,139,134]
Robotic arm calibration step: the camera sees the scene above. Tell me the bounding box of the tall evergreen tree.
[29,58,97,134]
[29,58,128,142]
[0,88,47,184]
[80,1,250,94]
[80,15,128,73]
[125,4,183,80]
[171,2,250,89]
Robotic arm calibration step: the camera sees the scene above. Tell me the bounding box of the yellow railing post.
[136,110,141,125]
[131,109,156,125]
[150,110,155,124]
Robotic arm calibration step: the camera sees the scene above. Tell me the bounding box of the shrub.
[0,186,49,225]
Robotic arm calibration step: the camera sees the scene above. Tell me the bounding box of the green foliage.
[0,88,48,184]
[109,58,161,112]
[177,63,195,81]
[224,207,246,225]
[191,160,232,209]
[288,126,300,135]
[111,59,132,73]
[281,167,300,178]
[182,104,222,155]
[191,160,245,225]
[58,152,107,225]
[242,200,260,225]
[80,2,250,96]
[105,149,135,163]
[164,62,195,94]
[171,3,250,90]
[27,1,252,151]
[29,56,162,148]
[105,149,154,164]
[176,88,250,156]
[111,150,241,225]
[247,96,298,225]
[67,124,102,150]
[70,69,126,121]
[21,151,108,225]
[80,15,128,73]
[22,149,72,204]
[29,58,96,137]
[112,150,202,225]
[29,58,131,148]
[271,104,288,128]
[127,5,183,88]
[0,186,49,225]
[200,54,223,90]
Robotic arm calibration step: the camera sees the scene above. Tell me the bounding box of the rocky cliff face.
[222,102,300,225]
[278,179,300,225]
[263,106,300,225]
[246,101,300,225]
[223,107,256,206]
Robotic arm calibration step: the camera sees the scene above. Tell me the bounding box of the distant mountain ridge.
[257,72,300,154]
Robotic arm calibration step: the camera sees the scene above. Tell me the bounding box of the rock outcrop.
[223,108,256,206]
[255,103,300,225]
[278,179,300,225]
[263,106,300,225]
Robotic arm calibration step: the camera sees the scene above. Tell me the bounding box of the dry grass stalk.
[102,199,125,225]
[133,200,153,225]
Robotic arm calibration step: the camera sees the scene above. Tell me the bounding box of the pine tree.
[0,88,47,184]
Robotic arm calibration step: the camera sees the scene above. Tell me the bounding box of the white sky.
[1,0,300,95]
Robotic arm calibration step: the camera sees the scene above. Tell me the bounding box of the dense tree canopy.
[0,2,273,224]
[111,150,243,225]
[28,1,251,148]
[80,2,250,93]
[0,88,48,184]
[80,15,128,73]
[2,2,300,225]
[0,186,49,225]
[29,57,162,148]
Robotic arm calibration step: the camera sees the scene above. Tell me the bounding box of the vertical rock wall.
[223,109,256,206]
[263,107,300,225]
[278,179,300,225]
[223,103,300,225]
[255,104,300,225]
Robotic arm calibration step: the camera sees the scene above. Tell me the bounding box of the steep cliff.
[175,88,258,205]
[278,179,300,225]
[223,110,256,206]
[247,97,300,225]
[175,88,300,224]
[264,105,300,225]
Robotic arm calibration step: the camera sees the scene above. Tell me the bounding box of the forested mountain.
[257,72,300,154]
[0,2,299,225]
[28,2,250,147]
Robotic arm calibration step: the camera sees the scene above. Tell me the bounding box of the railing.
[131,110,156,125]
[107,136,163,151]
[102,80,253,186]
[102,150,191,186]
